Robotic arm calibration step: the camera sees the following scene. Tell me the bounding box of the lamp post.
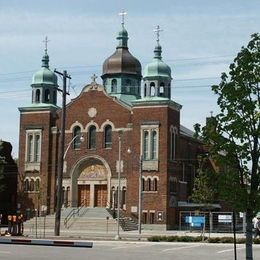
[115,130,123,240]
[138,155,143,237]
[127,148,143,237]
[54,134,84,236]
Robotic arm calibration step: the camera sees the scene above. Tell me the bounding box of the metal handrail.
[64,199,86,228]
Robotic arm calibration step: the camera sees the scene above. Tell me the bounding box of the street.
[0,241,260,260]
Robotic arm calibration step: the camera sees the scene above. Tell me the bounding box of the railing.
[64,199,86,228]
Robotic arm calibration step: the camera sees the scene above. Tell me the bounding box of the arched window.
[66,187,70,207]
[153,178,158,191]
[35,89,41,103]
[170,127,177,160]
[44,89,50,102]
[142,178,145,191]
[126,79,131,93]
[73,126,81,149]
[159,83,165,96]
[35,134,41,162]
[24,179,30,192]
[27,134,33,162]
[147,178,152,191]
[111,79,117,93]
[150,82,155,96]
[143,131,149,159]
[53,90,57,104]
[104,125,112,148]
[35,179,40,192]
[144,84,147,96]
[88,125,96,149]
[30,179,35,192]
[151,130,157,159]
[169,177,177,193]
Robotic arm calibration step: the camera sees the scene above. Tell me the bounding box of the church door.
[78,185,90,207]
[94,185,107,207]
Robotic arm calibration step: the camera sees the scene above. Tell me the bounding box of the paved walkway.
[21,228,246,241]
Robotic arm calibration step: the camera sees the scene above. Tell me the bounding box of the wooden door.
[78,185,90,207]
[94,185,107,207]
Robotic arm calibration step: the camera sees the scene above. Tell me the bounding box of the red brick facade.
[18,82,204,229]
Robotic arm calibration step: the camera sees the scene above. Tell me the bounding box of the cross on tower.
[91,74,98,83]
[119,10,127,26]
[153,25,163,43]
[43,36,49,54]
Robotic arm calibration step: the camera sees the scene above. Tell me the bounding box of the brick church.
[18,21,205,229]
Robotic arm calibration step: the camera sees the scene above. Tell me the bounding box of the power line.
[0,54,233,77]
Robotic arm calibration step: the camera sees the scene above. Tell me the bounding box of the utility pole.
[54,69,71,236]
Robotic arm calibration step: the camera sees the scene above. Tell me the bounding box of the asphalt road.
[0,241,260,260]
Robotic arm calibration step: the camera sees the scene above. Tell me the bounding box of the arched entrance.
[70,156,111,208]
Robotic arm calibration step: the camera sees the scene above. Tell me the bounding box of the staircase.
[23,207,120,237]
[106,208,138,231]
[24,207,138,238]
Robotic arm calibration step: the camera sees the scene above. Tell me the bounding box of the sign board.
[185,216,205,227]
[218,214,232,223]
[131,206,137,213]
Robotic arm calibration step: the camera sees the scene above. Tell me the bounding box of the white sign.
[218,215,232,223]
[131,206,137,213]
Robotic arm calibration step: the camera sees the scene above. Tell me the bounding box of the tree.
[0,156,6,192]
[191,155,217,206]
[196,33,260,260]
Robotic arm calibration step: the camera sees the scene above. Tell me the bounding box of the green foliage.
[147,235,205,242]
[195,33,260,260]
[195,33,260,213]
[0,156,6,192]
[191,168,217,205]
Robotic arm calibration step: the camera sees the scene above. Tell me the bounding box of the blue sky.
[0,0,259,157]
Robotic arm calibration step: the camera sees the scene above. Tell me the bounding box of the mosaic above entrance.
[79,164,107,180]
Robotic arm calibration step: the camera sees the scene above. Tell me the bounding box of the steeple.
[31,36,58,106]
[41,36,50,68]
[101,12,142,104]
[143,26,172,99]
[117,11,128,48]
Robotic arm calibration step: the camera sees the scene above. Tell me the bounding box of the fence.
[179,211,246,233]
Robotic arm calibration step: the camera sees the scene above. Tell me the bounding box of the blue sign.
[185,216,205,227]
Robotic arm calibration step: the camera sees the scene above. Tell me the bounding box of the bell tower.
[143,26,172,99]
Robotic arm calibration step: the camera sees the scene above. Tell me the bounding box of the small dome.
[102,26,142,78]
[143,59,171,79]
[143,43,171,79]
[31,53,58,86]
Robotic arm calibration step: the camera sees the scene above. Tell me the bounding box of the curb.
[0,238,93,248]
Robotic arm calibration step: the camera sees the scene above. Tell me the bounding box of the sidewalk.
[20,228,246,241]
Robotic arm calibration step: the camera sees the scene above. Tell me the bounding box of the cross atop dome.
[119,10,127,27]
[91,74,98,83]
[43,36,49,54]
[153,25,163,44]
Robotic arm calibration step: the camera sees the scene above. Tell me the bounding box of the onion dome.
[31,51,58,86]
[102,26,142,78]
[143,42,171,79]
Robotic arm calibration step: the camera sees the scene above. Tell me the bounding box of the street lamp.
[54,134,84,236]
[115,130,123,240]
[127,148,143,237]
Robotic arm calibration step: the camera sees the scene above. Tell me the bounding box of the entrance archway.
[70,156,111,208]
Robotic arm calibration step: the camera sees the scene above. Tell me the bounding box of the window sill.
[142,160,158,171]
[24,162,41,172]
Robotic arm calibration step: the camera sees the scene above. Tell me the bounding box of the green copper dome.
[31,52,58,86]
[143,43,171,79]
